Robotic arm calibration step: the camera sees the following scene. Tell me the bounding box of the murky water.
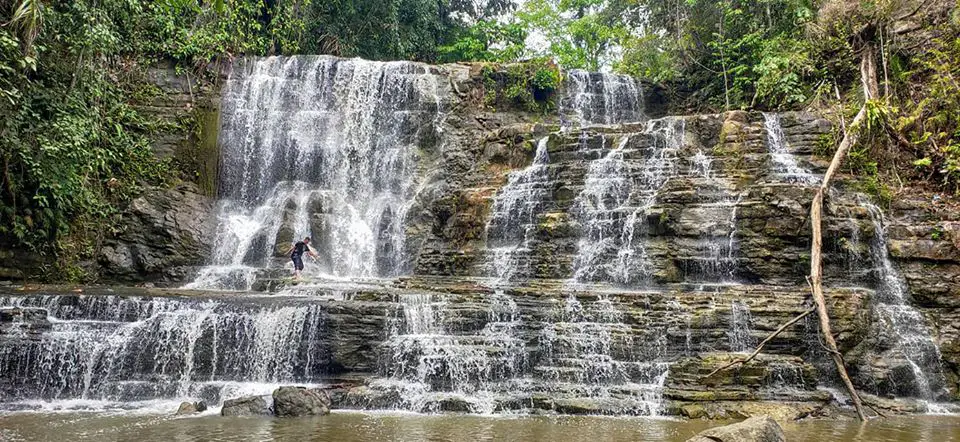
[2,411,960,441]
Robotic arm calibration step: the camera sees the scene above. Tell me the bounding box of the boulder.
[423,396,474,413]
[686,416,786,442]
[98,182,216,283]
[176,401,198,415]
[220,395,272,417]
[272,386,331,417]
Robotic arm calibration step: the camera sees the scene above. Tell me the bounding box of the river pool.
[2,410,960,441]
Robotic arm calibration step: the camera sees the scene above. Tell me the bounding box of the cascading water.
[678,129,744,284]
[0,295,325,409]
[536,295,669,415]
[189,56,450,290]
[372,291,526,413]
[862,200,948,400]
[762,113,818,185]
[688,193,743,284]
[728,300,756,353]
[354,291,670,415]
[484,137,552,283]
[571,118,684,285]
[562,70,645,126]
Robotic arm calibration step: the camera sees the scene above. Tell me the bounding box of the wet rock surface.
[220,395,272,417]
[272,386,331,417]
[686,415,786,442]
[175,401,207,415]
[98,183,215,284]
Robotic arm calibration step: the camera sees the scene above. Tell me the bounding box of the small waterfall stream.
[571,118,684,285]
[728,300,756,353]
[485,137,553,283]
[562,71,645,126]
[375,292,528,413]
[762,113,818,185]
[537,295,669,415]
[862,201,948,400]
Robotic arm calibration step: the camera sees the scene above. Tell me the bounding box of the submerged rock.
[221,395,272,417]
[175,401,207,415]
[422,396,474,413]
[686,415,786,442]
[272,386,331,417]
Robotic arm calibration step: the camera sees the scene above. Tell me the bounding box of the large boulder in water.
[220,395,272,417]
[686,416,786,442]
[272,386,331,417]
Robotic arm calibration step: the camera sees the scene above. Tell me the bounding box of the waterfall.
[728,300,756,352]
[688,193,743,283]
[862,200,948,400]
[762,113,817,185]
[189,56,450,290]
[571,118,684,285]
[562,70,645,126]
[537,295,669,415]
[485,137,553,283]
[374,291,526,413]
[353,292,669,415]
[0,295,325,408]
[680,132,742,283]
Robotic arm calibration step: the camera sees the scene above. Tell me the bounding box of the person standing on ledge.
[286,237,318,280]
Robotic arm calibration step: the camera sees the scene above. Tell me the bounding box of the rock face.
[686,416,786,442]
[98,183,216,284]
[137,64,221,195]
[220,395,272,417]
[273,386,332,417]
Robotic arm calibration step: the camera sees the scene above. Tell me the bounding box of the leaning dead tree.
[806,51,872,422]
[702,42,880,423]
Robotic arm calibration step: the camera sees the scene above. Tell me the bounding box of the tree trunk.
[807,46,879,422]
[860,42,880,101]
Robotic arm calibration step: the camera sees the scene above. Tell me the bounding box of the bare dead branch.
[701,308,815,380]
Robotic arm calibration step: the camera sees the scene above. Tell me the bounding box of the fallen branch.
[702,308,815,379]
[865,402,888,418]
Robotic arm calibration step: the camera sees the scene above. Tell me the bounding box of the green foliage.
[814,132,837,157]
[0,0,177,276]
[853,173,894,208]
[482,58,561,113]
[616,34,681,83]
[301,0,515,61]
[9,0,43,53]
[519,0,627,71]
[931,226,945,241]
[609,0,823,110]
[895,29,960,192]
[753,36,816,106]
[438,19,526,62]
